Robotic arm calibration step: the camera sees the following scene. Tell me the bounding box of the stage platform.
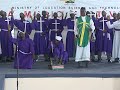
[1,60,120,75]
[1,60,120,90]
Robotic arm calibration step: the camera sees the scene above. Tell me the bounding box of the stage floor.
[0,60,120,75]
[1,60,120,90]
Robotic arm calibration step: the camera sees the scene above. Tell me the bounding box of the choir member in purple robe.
[0,11,14,62]
[14,13,32,38]
[32,13,47,60]
[110,12,117,62]
[105,15,114,62]
[42,11,49,46]
[48,12,63,41]
[42,11,50,61]
[63,12,75,57]
[86,11,96,62]
[47,36,68,65]
[10,31,34,69]
[96,11,108,62]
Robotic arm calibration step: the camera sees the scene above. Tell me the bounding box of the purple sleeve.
[97,19,100,29]
[10,18,14,31]
[9,35,18,44]
[26,23,32,35]
[13,19,19,28]
[48,19,51,29]
[45,19,49,27]
[31,20,36,30]
[60,20,64,30]
[62,19,67,26]
[107,20,113,33]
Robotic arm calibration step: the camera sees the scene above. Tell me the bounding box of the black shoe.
[108,59,111,63]
[111,58,119,63]
[115,58,119,60]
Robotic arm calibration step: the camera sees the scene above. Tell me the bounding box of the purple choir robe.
[48,41,68,64]
[14,19,32,38]
[64,18,75,57]
[0,17,14,57]
[105,19,117,54]
[11,37,34,69]
[42,17,49,46]
[90,16,97,53]
[32,17,48,55]
[105,19,113,54]
[96,17,108,53]
[48,19,63,41]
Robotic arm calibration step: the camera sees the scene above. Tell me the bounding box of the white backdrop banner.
[0,0,120,19]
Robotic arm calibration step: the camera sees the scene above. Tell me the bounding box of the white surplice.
[107,20,120,60]
[74,16,95,62]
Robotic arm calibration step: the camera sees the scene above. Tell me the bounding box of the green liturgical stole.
[77,16,91,47]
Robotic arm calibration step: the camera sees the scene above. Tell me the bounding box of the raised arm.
[106,21,114,29]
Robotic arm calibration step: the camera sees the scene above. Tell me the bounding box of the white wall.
[4,77,120,90]
[1,0,120,19]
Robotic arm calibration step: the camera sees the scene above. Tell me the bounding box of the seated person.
[47,36,68,65]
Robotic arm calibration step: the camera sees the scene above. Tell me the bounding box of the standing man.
[41,11,50,61]
[110,12,117,62]
[105,15,114,62]
[48,12,63,41]
[0,11,14,62]
[63,12,75,57]
[106,13,120,63]
[42,11,49,46]
[32,13,47,61]
[96,11,108,62]
[14,13,32,38]
[86,11,96,62]
[74,7,95,68]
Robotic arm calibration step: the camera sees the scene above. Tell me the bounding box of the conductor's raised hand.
[11,7,14,16]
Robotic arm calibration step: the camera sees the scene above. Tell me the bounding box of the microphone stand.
[13,26,19,90]
[16,42,19,90]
